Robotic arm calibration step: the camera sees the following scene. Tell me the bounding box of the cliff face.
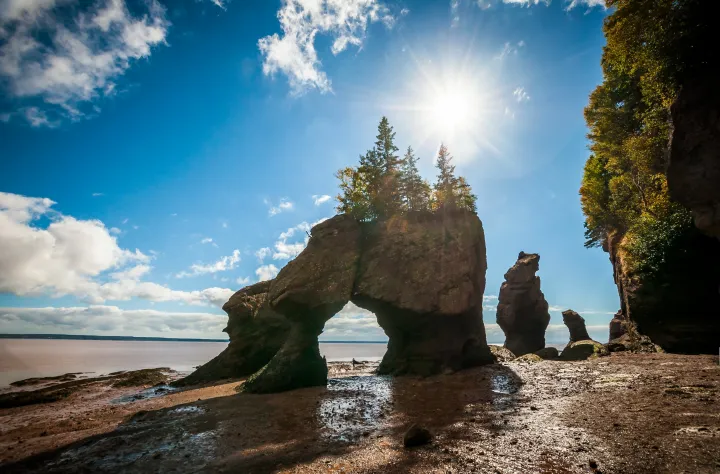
[174,281,290,386]
[219,210,493,394]
[495,252,550,356]
[668,76,720,238]
[604,229,720,354]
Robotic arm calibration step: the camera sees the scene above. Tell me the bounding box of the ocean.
[0,339,388,388]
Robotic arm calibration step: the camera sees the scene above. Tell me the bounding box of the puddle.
[317,375,393,441]
[111,384,177,404]
[490,373,518,395]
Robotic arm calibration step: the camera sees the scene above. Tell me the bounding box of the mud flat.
[1,354,719,473]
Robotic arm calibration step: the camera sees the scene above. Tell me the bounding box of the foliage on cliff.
[579,0,715,277]
[336,117,477,220]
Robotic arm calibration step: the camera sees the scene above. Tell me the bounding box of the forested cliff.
[579,0,720,353]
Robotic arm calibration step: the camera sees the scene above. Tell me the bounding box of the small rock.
[589,460,598,469]
[403,424,433,448]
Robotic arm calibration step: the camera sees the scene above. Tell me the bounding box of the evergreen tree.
[373,116,402,216]
[335,166,371,219]
[399,146,430,211]
[456,176,478,213]
[433,144,457,210]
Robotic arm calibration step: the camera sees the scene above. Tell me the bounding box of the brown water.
[0,339,388,387]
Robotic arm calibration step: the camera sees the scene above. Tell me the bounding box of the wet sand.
[1,353,719,473]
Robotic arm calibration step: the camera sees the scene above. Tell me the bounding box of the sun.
[431,89,474,136]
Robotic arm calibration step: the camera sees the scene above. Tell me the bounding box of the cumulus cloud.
[513,86,530,102]
[321,302,385,341]
[256,264,279,282]
[176,250,241,278]
[0,0,169,125]
[236,276,251,285]
[200,237,218,248]
[258,0,393,95]
[312,194,332,206]
[265,198,294,216]
[0,191,233,307]
[0,305,227,338]
[255,247,272,263]
[272,219,328,260]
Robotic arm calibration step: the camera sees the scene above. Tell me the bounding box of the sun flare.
[431,89,473,135]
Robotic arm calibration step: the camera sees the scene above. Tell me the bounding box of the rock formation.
[559,340,609,361]
[604,228,720,354]
[562,309,591,342]
[496,252,550,356]
[608,311,626,341]
[236,210,494,393]
[668,76,720,239]
[173,281,290,386]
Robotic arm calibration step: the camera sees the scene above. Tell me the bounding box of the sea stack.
[496,252,551,356]
[562,309,591,342]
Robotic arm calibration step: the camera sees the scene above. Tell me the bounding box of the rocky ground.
[1,354,719,473]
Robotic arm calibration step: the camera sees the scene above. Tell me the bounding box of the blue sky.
[0,0,613,343]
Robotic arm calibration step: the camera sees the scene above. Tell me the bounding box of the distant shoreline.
[0,334,389,344]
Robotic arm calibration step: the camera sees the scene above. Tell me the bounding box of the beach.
[1,352,718,473]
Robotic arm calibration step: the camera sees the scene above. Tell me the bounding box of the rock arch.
[242,211,494,393]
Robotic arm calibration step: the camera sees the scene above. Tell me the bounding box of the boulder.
[403,424,433,447]
[607,333,664,354]
[534,347,559,360]
[354,211,494,375]
[562,310,591,343]
[174,281,290,386]
[496,252,551,355]
[515,353,543,363]
[559,340,609,361]
[489,345,516,362]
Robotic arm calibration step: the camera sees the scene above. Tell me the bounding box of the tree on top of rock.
[335,117,478,219]
[399,146,431,211]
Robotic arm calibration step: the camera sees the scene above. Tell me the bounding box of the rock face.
[560,340,609,361]
[668,76,720,238]
[605,230,720,354]
[608,311,626,341]
[354,212,492,376]
[562,310,591,343]
[174,281,289,386]
[496,252,550,356]
[239,210,494,393]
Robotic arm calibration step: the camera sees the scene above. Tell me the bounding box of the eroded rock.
[490,345,516,362]
[534,347,559,360]
[562,309,591,343]
[354,211,493,375]
[496,252,550,355]
[175,281,289,386]
[609,311,627,341]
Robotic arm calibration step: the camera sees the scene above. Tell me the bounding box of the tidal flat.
[1,353,719,473]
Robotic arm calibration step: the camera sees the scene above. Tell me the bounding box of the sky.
[0,0,615,344]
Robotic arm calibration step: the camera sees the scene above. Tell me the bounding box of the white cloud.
[513,86,530,102]
[312,194,332,206]
[321,302,385,341]
[255,247,272,263]
[0,0,169,125]
[0,305,227,338]
[272,221,314,260]
[0,191,233,308]
[476,0,604,10]
[256,264,279,282]
[200,237,218,248]
[208,0,226,9]
[176,250,241,278]
[109,227,121,235]
[266,198,294,216]
[92,192,104,197]
[258,0,393,95]
[236,276,251,285]
[495,40,524,60]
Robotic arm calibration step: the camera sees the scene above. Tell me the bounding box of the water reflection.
[317,375,394,441]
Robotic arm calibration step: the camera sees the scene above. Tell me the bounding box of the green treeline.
[579,0,714,277]
[336,116,477,220]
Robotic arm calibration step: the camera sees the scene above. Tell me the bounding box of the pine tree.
[399,146,431,211]
[374,116,402,216]
[433,144,457,210]
[456,176,478,212]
